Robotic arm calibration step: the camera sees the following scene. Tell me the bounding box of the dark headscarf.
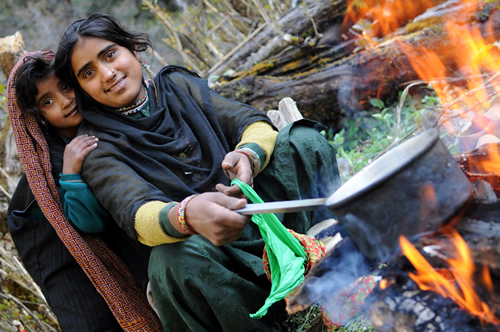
[7,51,162,331]
[75,65,271,237]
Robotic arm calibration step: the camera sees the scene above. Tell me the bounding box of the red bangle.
[177,194,198,235]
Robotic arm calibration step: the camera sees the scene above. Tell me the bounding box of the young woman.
[54,13,341,331]
[7,50,161,331]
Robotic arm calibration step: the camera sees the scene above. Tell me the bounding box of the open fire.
[353,0,500,329]
[287,0,500,330]
[399,229,498,325]
[363,0,500,329]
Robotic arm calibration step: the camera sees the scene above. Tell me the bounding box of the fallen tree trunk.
[207,0,348,78]
[214,1,500,128]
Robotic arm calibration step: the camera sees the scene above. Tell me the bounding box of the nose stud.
[111,69,116,74]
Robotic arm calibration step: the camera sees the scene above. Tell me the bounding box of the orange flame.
[398,3,500,144]
[343,0,440,39]
[400,19,500,116]
[400,232,499,325]
[346,0,500,137]
[476,143,500,173]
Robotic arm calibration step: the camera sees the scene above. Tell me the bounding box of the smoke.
[298,235,373,309]
[342,213,394,261]
[336,68,360,118]
[298,213,392,324]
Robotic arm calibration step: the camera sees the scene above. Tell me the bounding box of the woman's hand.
[176,192,250,246]
[62,135,99,174]
[215,151,253,197]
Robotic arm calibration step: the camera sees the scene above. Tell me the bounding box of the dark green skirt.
[149,120,341,331]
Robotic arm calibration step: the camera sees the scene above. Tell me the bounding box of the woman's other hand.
[215,151,253,197]
[62,135,99,174]
[175,192,250,246]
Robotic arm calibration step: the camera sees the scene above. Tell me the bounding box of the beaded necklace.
[116,87,149,116]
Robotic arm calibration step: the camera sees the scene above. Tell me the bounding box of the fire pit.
[285,139,500,332]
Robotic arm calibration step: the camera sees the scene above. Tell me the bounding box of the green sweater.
[27,175,108,233]
[59,173,108,233]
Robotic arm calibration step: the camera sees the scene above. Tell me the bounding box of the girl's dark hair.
[54,13,152,88]
[14,52,55,129]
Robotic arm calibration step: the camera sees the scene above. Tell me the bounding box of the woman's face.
[35,73,83,138]
[71,36,145,108]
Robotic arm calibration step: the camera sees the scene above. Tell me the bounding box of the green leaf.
[369,98,384,109]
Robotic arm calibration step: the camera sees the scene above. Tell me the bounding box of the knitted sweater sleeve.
[236,121,278,171]
[59,173,108,233]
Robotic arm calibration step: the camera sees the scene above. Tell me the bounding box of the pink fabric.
[7,51,162,331]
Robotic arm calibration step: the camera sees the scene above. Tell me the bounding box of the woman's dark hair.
[14,51,55,128]
[54,13,152,88]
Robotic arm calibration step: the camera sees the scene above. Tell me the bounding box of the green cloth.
[232,178,307,319]
[148,120,341,331]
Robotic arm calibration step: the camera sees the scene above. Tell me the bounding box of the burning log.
[368,266,499,331]
[367,224,500,331]
[215,1,500,128]
[365,187,500,331]
[455,143,500,194]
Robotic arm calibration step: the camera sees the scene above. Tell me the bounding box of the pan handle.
[235,198,328,215]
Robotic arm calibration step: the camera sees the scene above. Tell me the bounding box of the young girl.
[14,51,107,233]
[7,51,160,330]
[55,13,341,331]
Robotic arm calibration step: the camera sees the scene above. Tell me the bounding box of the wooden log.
[208,0,347,78]
[368,223,500,331]
[266,97,304,130]
[215,2,500,128]
[455,142,500,194]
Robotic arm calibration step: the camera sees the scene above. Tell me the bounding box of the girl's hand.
[62,135,99,174]
[178,192,250,246]
[215,151,253,197]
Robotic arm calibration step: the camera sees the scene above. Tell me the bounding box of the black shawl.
[76,65,271,239]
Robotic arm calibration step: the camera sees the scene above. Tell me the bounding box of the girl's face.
[35,73,83,138]
[71,36,145,108]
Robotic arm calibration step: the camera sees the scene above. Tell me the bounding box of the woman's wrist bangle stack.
[177,194,198,235]
[236,148,261,178]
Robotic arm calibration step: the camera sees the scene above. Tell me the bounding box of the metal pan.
[236,128,473,261]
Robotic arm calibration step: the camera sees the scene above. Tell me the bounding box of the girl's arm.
[59,175,108,233]
[60,134,108,233]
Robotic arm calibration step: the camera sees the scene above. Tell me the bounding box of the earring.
[142,61,155,78]
[142,61,158,104]
[111,69,116,74]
